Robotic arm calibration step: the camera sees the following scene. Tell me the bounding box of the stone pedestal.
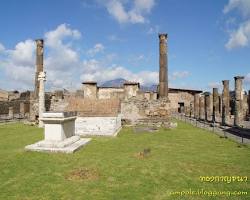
[25,112,91,153]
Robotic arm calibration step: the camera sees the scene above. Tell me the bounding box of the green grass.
[0,121,249,200]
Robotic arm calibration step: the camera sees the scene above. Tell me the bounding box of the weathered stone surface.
[199,95,205,120]
[82,82,97,99]
[194,94,199,119]
[38,72,46,127]
[234,76,244,126]
[213,88,220,122]
[34,39,44,98]
[159,33,168,99]
[25,111,91,153]
[222,80,230,125]
[75,115,121,136]
[8,107,13,119]
[204,92,212,121]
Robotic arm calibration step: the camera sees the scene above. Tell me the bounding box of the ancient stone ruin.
[0,33,249,145]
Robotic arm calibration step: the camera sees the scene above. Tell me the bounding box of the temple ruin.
[0,33,249,133]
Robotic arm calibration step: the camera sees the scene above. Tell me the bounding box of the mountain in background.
[101,78,157,92]
[100,78,127,87]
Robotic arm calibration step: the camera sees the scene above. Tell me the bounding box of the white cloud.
[45,23,81,47]
[0,43,5,52]
[87,43,105,56]
[224,0,250,49]
[101,0,155,24]
[0,24,82,91]
[244,73,250,84]
[147,25,159,34]
[208,82,221,90]
[171,71,190,80]
[223,0,250,17]
[80,59,158,85]
[225,20,250,49]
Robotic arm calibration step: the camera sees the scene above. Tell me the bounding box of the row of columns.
[8,102,27,119]
[194,76,247,127]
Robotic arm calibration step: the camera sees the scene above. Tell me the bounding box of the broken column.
[20,102,25,117]
[38,71,46,127]
[194,94,199,119]
[212,88,220,122]
[34,39,44,98]
[234,76,244,126]
[158,33,168,99]
[8,107,14,119]
[222,80,230,125]
[248,90,250,118]
[204,92,211,122]
[199,95,205,120]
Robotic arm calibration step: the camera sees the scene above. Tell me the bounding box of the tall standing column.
[38,71,46,128]
[222,80,230,125]
[234,76,244,127]
[158,33,168,99]
[248,90,250,117]
[204,92,211,122]
[35,39,44,98]
[199,95,205,120]
[194,94,200,119]
[212,88,219,122]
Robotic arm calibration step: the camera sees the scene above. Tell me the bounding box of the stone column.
[234,76,244,126]
[38,71,46,127]
[204,92,211,122]
[212,88,219,122]
[158,33,168,99]
[222,80,230,125]
[199,95,205,120]
[189,102,193,117]
[20,102,25,117]
[34,39,44,98]
[194,94,199,119]
[8,107,14,119]
[248,90,250,117]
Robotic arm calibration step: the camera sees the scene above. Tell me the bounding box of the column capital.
[234,76,244,80]
[158,33,168,40]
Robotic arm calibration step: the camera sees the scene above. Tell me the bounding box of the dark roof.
[82,81,97,85]
[169,88,203,93]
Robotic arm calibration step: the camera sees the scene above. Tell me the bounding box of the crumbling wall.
[98,87,124,99]
[168,91,194,113]
[121,98,170,124]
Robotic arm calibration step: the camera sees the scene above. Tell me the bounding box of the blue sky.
[0,0,249,92]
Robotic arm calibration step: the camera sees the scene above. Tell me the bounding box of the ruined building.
[1,33,249,128]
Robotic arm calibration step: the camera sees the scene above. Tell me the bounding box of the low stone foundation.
[75,114,122,136]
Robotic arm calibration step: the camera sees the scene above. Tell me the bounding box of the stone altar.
[25,111,91,153]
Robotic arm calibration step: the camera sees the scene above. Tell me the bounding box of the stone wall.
[168,91,195,113]
[0,89,8,101]
[98,87,124,99]
[121,98,170,124]
[75,115,121,136]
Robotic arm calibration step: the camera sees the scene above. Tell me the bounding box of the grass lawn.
[0,121,249,200]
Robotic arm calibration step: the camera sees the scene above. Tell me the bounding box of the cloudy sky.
[0,0,249,92]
